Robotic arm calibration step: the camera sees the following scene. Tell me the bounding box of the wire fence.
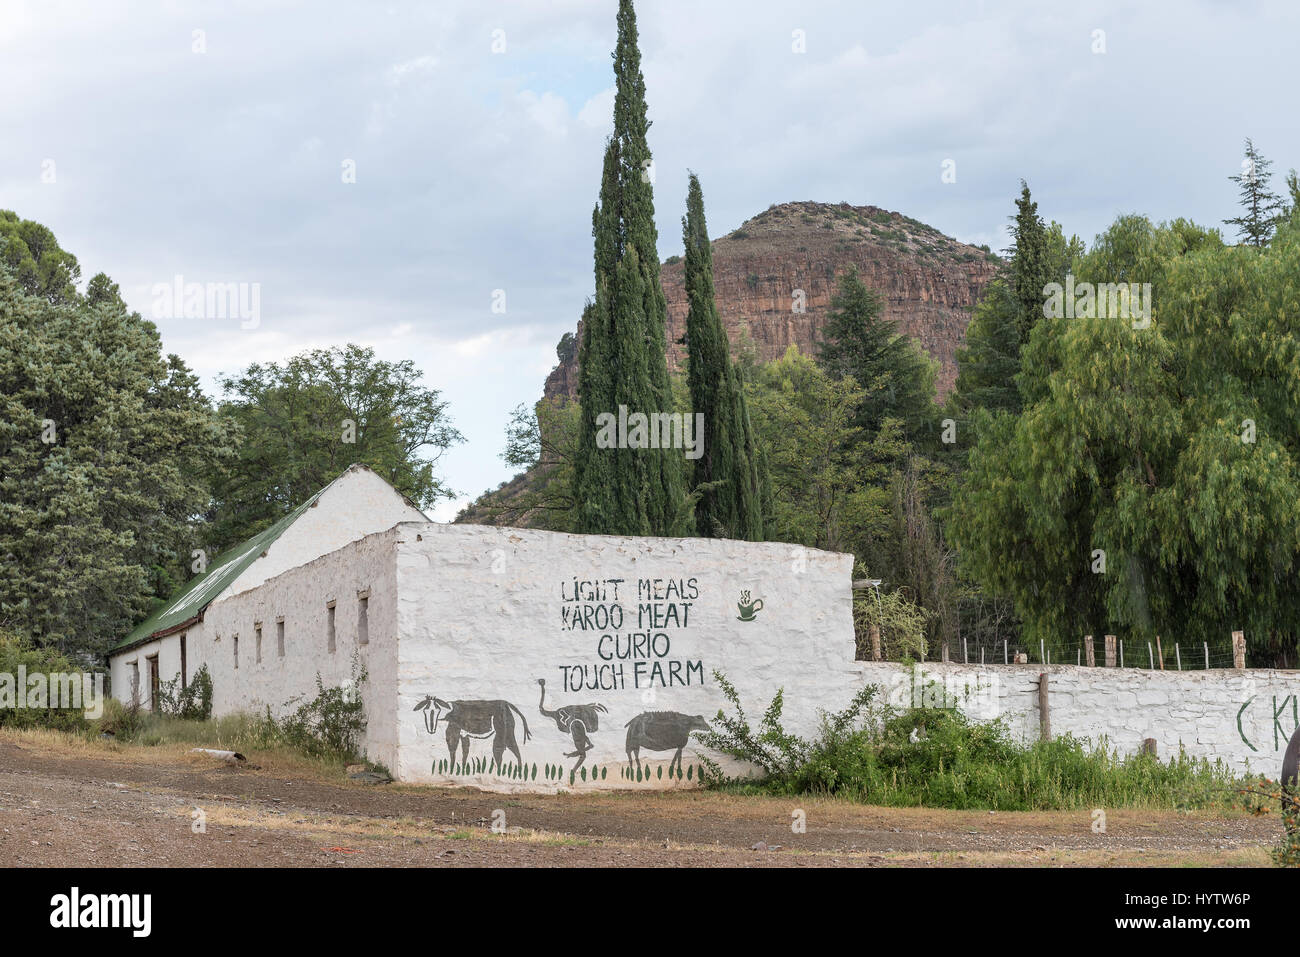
[908,636,1245,671]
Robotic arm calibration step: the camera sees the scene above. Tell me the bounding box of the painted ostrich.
[537,679,608,773]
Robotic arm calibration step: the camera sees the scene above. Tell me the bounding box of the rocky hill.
[458,200,1000,526]
[544,200,1001,403]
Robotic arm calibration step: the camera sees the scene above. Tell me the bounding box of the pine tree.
[572,0,684,535]
[682,173,763,539]
[1225,138,1285,248]
[953,182,1081,417]
[952,278,1022,414]
[817,268,936,441]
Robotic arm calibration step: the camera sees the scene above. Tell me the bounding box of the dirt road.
[0,735,1278,867]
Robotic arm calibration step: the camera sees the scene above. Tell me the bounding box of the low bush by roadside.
[699,670,1247,811]
[88,659,371,769]
[0,630,97,733]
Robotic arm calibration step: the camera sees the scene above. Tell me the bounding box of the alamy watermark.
[595,404,704,460]
[0,667,105,719]
[151,274,261,329]
[884,664,1000,719]
[1042,274,1151,329]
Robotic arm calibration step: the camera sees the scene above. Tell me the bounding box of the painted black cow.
[624,711,709,776]
[414,695,530,771]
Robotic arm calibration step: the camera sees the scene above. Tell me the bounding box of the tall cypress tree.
[682,173,763,540]
[954,181,1080,416]
[572,0,683,535]
[1007,181,1051,343]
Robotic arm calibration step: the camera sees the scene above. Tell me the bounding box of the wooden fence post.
[869,624,881,662]
[1233,630,1246,670]
[1086,635,1095,667]
[942,641,950,663]
[1039,673,1051,742]
[1142,738,1157,757]
[1104,635,1116,668]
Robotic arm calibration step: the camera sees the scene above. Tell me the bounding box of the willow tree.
[950,214,1300,664]
[572,0,684,535]
[682,173,763,539]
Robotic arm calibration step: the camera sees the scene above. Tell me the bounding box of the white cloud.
[3,0,1299,510]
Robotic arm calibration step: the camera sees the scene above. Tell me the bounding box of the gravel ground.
[0,736,1279,867]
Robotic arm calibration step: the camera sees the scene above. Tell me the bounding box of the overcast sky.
[3,0,1297,519]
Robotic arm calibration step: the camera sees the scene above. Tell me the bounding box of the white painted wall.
[192,524,403,772]
[220,465,428,600]
[391,523,858,791]
[114,511,1296,788]
[109,633,187,712]
[854,661,1300,776]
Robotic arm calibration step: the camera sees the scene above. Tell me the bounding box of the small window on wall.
[129,662,140,705]
[357,592,370,646]
[180,632,188,689]
[233,634,240,669]
[327,602,336,653]
[255,623,263,664]
[276,618,285,657]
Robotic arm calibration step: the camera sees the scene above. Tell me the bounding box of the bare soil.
[0,733,1279,867]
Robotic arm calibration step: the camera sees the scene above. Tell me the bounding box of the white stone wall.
[392,523,858,791]
[221,466,427,600]
[109,634,184,712]
[854,661,1300,776]
[194,525,402,771]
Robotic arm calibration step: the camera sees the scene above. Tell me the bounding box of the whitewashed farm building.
[108,465,860,790]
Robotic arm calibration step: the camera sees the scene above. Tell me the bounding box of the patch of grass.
[120,709,281,751]
[701,670,1247,811]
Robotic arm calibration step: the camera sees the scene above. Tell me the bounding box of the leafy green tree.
[747,347,902,560]
[465,397,582,531]
[207,344,462,552]
[951,213,1300,663]
[682,173,763,539]
[816,268,937,442]
[0,210,81,304]
[1225,138,1285,248]
[891,456,959,650]
[572,0,685,536]
[952,279,1022,415]
[0,264,233,657]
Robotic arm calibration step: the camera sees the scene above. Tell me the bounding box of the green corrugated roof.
[110,488,325,655]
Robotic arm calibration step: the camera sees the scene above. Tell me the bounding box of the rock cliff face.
[544,200,1001,402]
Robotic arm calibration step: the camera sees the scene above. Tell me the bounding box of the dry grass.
[0,725,351,783]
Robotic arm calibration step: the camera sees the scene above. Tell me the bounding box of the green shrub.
[278,659,368,759]
[153,664,213,720]
[94,696,144,738]
[0,630,96,732]
[702,669,1242,810]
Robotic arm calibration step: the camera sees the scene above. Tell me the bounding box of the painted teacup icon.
[737,589,763,621]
